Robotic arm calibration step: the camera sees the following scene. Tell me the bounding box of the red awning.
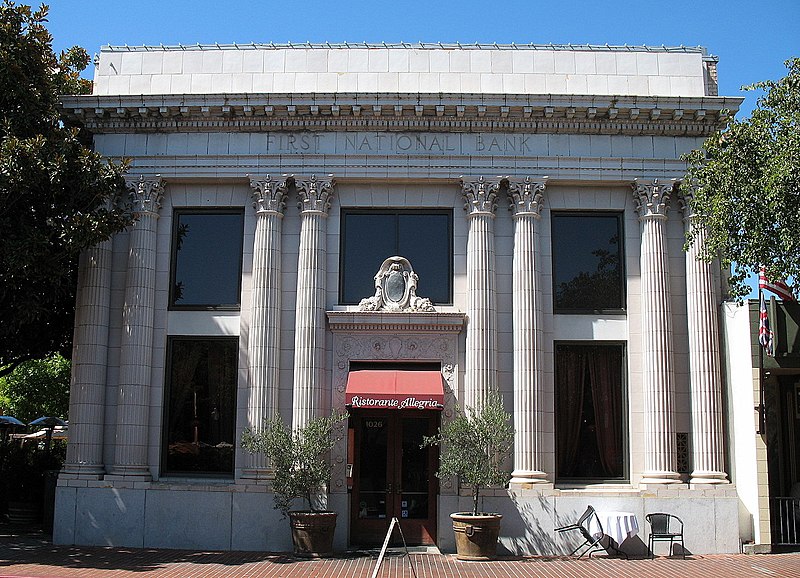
[345,370,444,410]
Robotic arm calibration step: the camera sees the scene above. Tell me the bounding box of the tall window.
[555,342,627,481]
[551,212,624,313]
[162,338,238,476]
[340,210,452,304]
[170,210,244,309]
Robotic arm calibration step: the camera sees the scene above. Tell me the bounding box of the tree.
[0,352,69,423]
[0,1,132,375]
[241,412,347,515]
[422,394,514,516]
[684,58,800,300]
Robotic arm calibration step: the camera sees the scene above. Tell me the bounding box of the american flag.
[759,293,774,357]
[759,268,795,301]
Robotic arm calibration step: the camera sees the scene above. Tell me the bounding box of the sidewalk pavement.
[1,526,800,578]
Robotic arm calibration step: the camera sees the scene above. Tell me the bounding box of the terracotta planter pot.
[288,511,337,557]
[450,512,502,560]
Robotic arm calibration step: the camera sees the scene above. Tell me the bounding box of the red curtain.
[556,347,587,476]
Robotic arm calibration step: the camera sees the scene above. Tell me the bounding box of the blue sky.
[46,0,798,297]
[47,0,798,117]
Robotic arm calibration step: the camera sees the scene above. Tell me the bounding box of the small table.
[590,511,640,547]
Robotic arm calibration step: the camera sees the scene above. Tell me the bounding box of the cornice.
[61,92,741,137]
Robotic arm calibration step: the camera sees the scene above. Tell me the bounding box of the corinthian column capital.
[126,175,165,217]
[461,176,500,216]
[249,175,288,215]
[633,178,675,220]
[294,174,335,215]
[508,176,548,217]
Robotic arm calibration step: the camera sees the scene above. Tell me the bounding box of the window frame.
[168,208,245,311]
[338,208,454,306]
[550,210,626,315]
[160,336,239,478]
[554,340,629,484]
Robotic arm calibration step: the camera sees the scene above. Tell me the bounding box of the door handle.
[386,483,393,493]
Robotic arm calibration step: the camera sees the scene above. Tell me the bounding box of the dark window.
[340,210,452,304]
[170,210,244,309]
[551,212,624,313]
[555,342,627,481]
[162,338,238,476]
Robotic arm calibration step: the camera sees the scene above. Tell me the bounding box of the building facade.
[56,43,745,554]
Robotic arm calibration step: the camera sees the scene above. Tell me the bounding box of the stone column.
[292,175,334,430]
[62,239,113,478]
[108,176,164,479]
[461,176,499,412]
[633,179,680,484]
[680,191,729,484]
[242,176,288,478]
[508,177,550,485]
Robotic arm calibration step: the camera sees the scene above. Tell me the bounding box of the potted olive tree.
[241,412,347,557]
[423,394,514,560]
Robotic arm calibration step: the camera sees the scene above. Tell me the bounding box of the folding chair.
[646,512,685,558]
[555,505,605,558]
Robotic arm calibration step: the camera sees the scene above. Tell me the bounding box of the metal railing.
[772,497,800,546]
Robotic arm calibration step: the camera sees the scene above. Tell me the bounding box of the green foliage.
[423,395,514,516]
[0,1,132,373]
[241,412,347,516]
[0,438,65,506]
[0,353,70,423]
[684,58,800,300]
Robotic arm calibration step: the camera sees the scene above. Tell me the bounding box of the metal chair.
[646,513,685,558]
[555,505,605,558]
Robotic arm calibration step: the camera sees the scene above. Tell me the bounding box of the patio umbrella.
[0,416,25,442]
[28,417,67,428]
[0,416,25,427]
[28,416,68,453]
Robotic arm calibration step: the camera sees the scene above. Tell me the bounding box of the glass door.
[350,410,438,546]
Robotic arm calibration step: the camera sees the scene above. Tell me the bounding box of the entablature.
[61,92,741,137]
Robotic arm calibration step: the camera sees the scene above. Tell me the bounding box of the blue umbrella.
[0,416,25,427]
[28,416,67,428]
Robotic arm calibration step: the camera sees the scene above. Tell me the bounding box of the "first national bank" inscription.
[263,132,541,156]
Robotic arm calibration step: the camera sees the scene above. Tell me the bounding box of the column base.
[640,470,682,485]
[105,465,152,481]
[509,469,549,487]
[690,470,730,485]
[60,463,105,480]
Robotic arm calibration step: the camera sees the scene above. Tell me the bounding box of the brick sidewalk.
[1,528,800,578]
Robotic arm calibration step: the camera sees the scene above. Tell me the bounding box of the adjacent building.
[56,43,750,554]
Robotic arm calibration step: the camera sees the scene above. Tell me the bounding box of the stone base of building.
[55,480,742,555]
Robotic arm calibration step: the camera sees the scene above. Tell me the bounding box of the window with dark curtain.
[162,338,238,475]
[340,210,452,304]
[551,212,624,312]
[555,342,626,481]
[170,210,244,309]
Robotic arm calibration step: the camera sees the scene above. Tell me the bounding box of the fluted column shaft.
[508,177,549,485]
[109,176,164,479]
[634,179,680,484]
[462,177,499,412]
[244,176,288,478]
[63,239,113,477]
[292,175,334,430]
[681,194,729,484]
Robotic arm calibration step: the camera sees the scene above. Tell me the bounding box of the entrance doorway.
[350,410,439,546]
